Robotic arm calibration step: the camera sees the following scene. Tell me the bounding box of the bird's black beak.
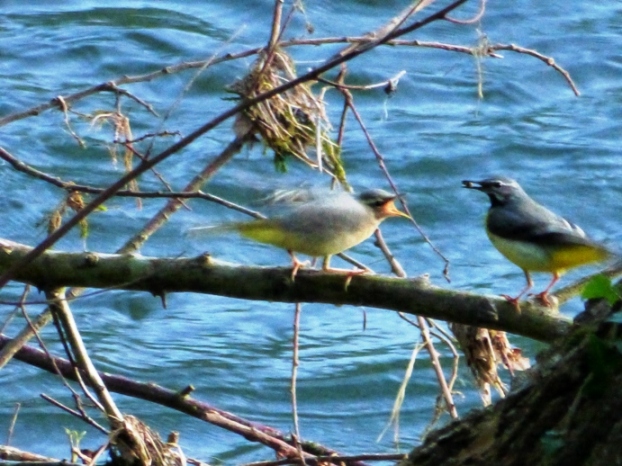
[462,180,484,190]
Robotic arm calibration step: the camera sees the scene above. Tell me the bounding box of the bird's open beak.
[383,200,411,219]
[462,180,484,190]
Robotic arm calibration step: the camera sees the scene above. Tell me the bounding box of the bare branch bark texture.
[0,239,570,342]
[401,313,622,466]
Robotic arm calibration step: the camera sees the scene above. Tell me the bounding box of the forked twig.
[46,288,123,425]
[491,43,580,96]
[445,0,487,24]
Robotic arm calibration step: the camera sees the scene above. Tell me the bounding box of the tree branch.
[0,239,571,342]
[0,335,348,462]
[46,288,124,425]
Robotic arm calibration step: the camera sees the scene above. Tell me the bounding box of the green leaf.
[582,275,619,305]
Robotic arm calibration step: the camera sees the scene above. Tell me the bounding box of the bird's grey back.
[488,189,586,241]
[274,190,373,237]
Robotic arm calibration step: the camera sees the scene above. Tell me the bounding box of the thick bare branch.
[0,335,341,462]
[0,239,572,342]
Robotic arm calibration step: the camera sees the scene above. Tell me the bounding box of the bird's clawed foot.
[290,257,310,281]
[500,294,522,312]
[322,266,371,290]
[343,267,371,291]
[529,291,556,307]
[501,291,557,310]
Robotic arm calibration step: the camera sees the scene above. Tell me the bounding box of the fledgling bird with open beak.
[189,188,410,279]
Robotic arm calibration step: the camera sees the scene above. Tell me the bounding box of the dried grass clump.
[229,47,346,184]
[110,415,186,466]
[451,324,531,406]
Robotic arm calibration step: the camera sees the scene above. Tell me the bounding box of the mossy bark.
[401,304,622,466]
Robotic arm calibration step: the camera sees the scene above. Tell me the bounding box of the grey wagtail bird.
[463,177,611,306]
[189,188,410,279]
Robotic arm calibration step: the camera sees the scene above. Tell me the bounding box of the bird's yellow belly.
[237,222,372,257]
[487,232,608,273]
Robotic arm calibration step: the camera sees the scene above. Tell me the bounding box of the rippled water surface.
[1,0,621,463]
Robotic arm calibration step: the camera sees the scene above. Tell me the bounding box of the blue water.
[1,0,621,463]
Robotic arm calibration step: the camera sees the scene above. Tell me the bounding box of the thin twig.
[317,70,406,92]
[0,462,83,466]
[113,130,181,145]
[291,303,304,457]
[0,307,52,370]
[22,299,106,419]
[83,442,111,466]
[397,309,460,422]
[268,0,284,51]
[397,313,421,330]
[491,43,580,96]
[419,316,458,417]
[425,319,460,394]
[0,445,72,464]
[56,96,85,147]
[334,71,349,148]
[119,134,253,254]
[40,393,108,434]
[242,452,406,466]
[0,147,260,217]
[50,315,108,418]
[145,26,249,161]
[343,90,451,280]
[7,403,20,445]
[377,342,424,445]
[329,0,438,60]
[337,94,458,422]
[47,288,124,426]
[555,261,622,305]
[0,284,29,335]
[374,229,406,277]
[445,0,486,24]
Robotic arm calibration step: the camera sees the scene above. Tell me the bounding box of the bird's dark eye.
[492,181,502,188]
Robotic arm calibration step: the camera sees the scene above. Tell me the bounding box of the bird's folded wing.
[528,231,608,251]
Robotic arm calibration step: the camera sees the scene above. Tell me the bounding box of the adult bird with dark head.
[463,177,612,307]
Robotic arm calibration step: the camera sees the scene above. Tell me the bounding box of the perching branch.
[0,239,572,343]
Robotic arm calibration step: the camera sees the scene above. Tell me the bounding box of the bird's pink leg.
[288,251,309,281]
[501,269,533,310]
[321,255,370,290]
[533,272,560,306]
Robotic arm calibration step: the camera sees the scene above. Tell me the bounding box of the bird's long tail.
[186,223,245,237]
